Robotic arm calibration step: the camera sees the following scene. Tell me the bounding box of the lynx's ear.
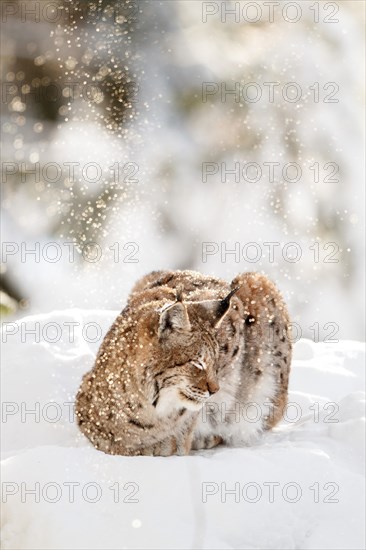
[158,301,191,339]
[194,287,239,328]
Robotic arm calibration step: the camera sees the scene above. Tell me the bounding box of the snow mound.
[1,310,365,550]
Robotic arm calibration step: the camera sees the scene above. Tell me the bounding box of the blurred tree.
[1,0,140,310]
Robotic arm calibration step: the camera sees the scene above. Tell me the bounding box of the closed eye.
[190,360,206,371]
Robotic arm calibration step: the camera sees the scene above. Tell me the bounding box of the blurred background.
[1,0,365,340]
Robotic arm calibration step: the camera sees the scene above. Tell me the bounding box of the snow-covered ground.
[1,310,365,550]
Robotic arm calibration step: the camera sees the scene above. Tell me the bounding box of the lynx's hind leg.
[231,272,292,428]
[191,434,223,451]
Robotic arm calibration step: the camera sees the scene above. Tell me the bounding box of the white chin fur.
[155,387,205,415]
[155,387,181,417]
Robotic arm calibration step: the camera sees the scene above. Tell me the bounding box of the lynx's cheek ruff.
[179,389,213,409]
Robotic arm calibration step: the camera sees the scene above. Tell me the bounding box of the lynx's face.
[156,337,221,413]
[152,290,237,414]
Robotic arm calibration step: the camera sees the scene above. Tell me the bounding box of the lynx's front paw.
[191,434,223,451]
[140,437,180,457]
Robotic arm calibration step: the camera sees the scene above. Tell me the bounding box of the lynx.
[75,270,292,456]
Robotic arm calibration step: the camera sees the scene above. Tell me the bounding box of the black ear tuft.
[193,287,239,328]
[217,287,240,318]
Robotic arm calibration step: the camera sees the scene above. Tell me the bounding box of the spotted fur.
[75,270,292,456]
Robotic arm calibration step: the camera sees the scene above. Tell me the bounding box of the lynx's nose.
[207,380,220,395]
